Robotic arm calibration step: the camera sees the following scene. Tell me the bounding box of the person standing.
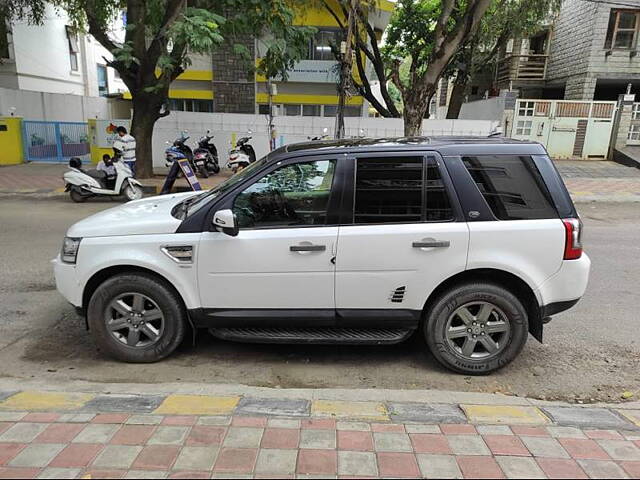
[113,126,137,177]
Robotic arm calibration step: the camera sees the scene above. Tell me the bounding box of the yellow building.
[123,0,394,116]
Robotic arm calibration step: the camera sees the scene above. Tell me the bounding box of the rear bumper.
[535,253,591,306]
[540,298,581,318]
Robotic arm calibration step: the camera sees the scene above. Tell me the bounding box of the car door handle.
[412,240,450,248]
[290,244,326,252]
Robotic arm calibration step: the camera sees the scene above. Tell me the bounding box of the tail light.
[563,218,583,260]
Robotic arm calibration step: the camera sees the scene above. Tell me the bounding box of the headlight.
[61,237,82,264]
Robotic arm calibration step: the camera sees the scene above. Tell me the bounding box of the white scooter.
[63,152,143,203]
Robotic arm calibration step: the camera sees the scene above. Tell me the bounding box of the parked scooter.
[63,150,143,203]
[308,127,329,141]
[193,130,220,177]
[166,131,200,175]
[226,130,257,173]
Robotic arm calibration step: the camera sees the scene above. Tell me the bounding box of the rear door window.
[462,155,558,220]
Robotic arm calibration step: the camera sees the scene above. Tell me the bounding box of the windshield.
[184,156,269,216]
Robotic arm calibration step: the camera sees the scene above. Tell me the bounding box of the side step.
[209,327,415,345]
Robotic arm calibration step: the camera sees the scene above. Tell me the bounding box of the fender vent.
[390,286,406,303]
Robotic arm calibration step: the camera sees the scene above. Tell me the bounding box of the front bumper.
[52,255,82,308]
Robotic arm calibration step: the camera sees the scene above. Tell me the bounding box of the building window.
[284,104,301,116]
[516,120,532,136]
[309,28,342,61]
[632,103,640,120]
[323,105,338,117]
[518,101,535,117]
[258,104,271,115]
[303,105,321,116]
[97,65,108,97]
[65,26,79,72]
[628,124,640,141]
[605,9,640,49]
[168,98,213,112]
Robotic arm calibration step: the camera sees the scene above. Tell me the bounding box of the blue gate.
[22,121,90,163]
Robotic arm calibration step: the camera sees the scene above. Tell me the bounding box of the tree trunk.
[446,79,468,119]
[402,89,431,136]
[130,94,163,179]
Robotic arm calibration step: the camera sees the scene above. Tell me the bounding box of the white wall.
[151,111,498,169]
[0,86,113,120]
[459,97,507,121]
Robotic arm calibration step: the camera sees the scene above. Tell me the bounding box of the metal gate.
[511,100,616,159]
[22,121,90,163]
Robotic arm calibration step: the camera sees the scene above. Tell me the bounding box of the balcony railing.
[497,54,548,85]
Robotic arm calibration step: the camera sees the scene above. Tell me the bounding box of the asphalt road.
[0,197,638,403]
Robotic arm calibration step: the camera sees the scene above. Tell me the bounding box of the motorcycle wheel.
[70,189,87,203]
[212,163,220,174]
[124,183,143,201]
[199,167,209,178]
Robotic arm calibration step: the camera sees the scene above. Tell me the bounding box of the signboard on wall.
[95,120,131,148]
[276,60,339,83]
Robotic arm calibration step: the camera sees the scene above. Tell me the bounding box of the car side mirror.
[213,209,239,237]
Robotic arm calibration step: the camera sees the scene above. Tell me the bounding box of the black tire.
[199,167,209,178]
[70,189,87,203]
[424,282,528,375]
[87,273,187,363]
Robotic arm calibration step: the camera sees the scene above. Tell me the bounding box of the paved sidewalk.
[0,389,639,479]
[2,161,640,202]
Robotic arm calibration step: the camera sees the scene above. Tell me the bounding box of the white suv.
[54,137,590,374]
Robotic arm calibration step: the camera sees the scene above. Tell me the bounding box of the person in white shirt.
[97,154,116,189]
[113,126,137,177]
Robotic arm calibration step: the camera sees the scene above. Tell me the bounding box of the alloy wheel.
[105,293,165,348]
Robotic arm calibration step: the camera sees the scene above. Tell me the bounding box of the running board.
[209,327,415,345]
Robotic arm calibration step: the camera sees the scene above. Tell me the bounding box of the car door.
[197,156,339,319]
[335,153,469,326]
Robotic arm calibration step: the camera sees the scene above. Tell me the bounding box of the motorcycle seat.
[86,169,109,188]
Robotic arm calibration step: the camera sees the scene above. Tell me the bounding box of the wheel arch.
[422,268,543,342]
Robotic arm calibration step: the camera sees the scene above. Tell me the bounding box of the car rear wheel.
[87,273,186,363]
[424,282,528,375]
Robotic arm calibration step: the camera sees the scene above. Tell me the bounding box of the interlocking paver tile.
[410,434,452,454]
[496,456,545,479]
[477,425,513,436]
[559,438,610,460]
[416,454,462,479]
[223,427,264,448]
[147,426,189,445]
[173,446,219,471]
[337,431,373,452]
[213,448,258,473]
[0,444,25,466]
[447,435,490,456]
[535,458,587,479]
[92,445,142,469]
[261,428,299,449]
[300,419,336,430]
[36,467,81,479]
[22,413,60,423]
[597,439,640,461]
[0,413,26,422]
[456,456,505,479]
[371,423,404,433]
[186,426,227,446]
[373,432,412,452]
[0,467,42,479]
[126,415,163,426]
[231,417,268,428]
[585,429,623,440]
[72,424,119,443]
[547,426,587,439]
[511,426,548,437]
[131,445,180,470]
[337,422,370,432]
[57,414,95,424]
[255,449,297,475]
[160,416,197,427]
[0,423,47,442]
[0,424,11,437]
[123,470,169,479]
[196,417,231,426]
[83,396,165,414]
[376,452,420,478]
[110,425,156,446]
[577,459,630,479]
[8,444,65,468]
[405,424,441,434]
[236,398,309,418]
[543,407,634,431]
[33,424,84,443]
[168,471,211,479]
[337,451,377,476]
[620,461,640,477]
[390,403,467,424]
[300,429,336,449]
[463,405,549,425]
[49,444,103,468]
[441,424,476,435]
[93,414,131,425]
[267,419,300,429]
[81,469,126,479]
[521,435,569,458]
[297,449,337,475]
[483,435,530,456]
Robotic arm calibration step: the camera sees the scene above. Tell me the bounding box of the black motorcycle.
[193,130,220,177]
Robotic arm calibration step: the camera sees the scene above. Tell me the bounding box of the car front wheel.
[424,282,528,375]
[87,273,186,363]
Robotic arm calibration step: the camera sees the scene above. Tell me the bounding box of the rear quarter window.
[462,155,558,220]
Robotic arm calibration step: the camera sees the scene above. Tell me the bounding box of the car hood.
[67,191,200,238]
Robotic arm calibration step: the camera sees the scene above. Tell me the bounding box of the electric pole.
[335,0,357,139]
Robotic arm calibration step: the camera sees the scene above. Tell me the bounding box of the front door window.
[233,160,336,229]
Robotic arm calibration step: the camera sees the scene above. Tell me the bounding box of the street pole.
[267,77,275,151]
[335,0,357,139]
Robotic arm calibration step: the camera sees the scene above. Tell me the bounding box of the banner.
[177,158,202,191]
